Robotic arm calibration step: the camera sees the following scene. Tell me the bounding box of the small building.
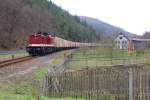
[131,38,150,51]
[114,32,150,51]
[114,33,129,49]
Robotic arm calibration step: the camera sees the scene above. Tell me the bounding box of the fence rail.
[33,65,150,100]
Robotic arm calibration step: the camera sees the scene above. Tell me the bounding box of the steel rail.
[0,56,34,67]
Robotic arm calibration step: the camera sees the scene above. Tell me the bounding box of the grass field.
[0,92,84,100]
[66,47,150,70]
[0,92,34,100]
[0,51,72,100]
[1,48,150,99]
[0,52,28,61]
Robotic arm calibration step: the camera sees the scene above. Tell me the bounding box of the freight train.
[26,32,99,56]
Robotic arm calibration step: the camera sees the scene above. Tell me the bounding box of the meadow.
[66,47,150,70]
[0,51,28,61]
[1,47,150,99]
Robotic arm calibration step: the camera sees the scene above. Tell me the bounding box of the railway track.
[0,49,76,81]
[0,56,34,67]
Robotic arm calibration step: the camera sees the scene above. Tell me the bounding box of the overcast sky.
[51,0,150,35]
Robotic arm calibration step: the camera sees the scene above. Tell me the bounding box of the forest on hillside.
[0,0,102,50]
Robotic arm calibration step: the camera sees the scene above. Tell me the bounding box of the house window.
[120,36,122,39]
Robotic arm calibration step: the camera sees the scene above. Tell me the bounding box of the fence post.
[129,68,133,100]
[32,80,41,100]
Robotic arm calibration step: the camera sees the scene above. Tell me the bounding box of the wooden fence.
[32,65,150,100]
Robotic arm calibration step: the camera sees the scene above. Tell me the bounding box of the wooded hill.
[79,16,134,38]
[0,0,102,50]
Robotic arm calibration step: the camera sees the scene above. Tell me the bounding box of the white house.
[114,33,129,49]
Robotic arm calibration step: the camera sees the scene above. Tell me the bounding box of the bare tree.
[0,0,57,49]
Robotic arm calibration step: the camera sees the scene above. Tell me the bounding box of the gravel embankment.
[0,49,76,81]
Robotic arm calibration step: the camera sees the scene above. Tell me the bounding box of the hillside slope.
[0,0,101,50]
[79,16,134,38]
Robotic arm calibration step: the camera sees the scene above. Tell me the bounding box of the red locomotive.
[26,32,98,56]
[26,32,77,55]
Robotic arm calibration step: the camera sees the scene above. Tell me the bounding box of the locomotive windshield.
[43,32,50,36]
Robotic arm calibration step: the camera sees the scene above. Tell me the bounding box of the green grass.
[52,52,69,66]
[34,54,66,80]
[0,82,34,100]
[0,93,83,100]
[0,92,34,100]
[0,92,84,100]
[35,68,48,80]
[73,48,141,59]
[40,96,85,100]
[52,58,62,66]
[0,82,33,95]
[0,67,48,100]
[74,47,150,58]
[0,52,28,60]
[66,47,150,70]
[0,50,85,100]
[0,48,132,99]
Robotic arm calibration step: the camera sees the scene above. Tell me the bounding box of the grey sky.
[51,0,150,35]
